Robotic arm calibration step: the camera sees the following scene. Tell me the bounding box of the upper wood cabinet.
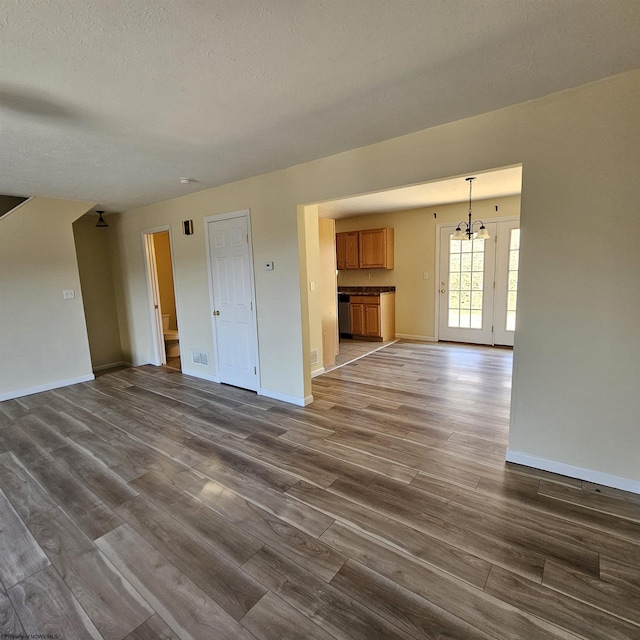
[336,227,394,270]
[359,228,394,269]
[336,231,359,270]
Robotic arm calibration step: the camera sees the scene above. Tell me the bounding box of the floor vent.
[191,351,209,365]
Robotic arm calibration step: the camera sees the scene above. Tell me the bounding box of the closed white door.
[207,214,258,391]
[438,219,520,346]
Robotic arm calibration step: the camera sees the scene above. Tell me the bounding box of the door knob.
[440,289,446,294]
[213,310,220,316]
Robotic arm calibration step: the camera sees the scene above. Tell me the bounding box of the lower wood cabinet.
[349,293,395,341]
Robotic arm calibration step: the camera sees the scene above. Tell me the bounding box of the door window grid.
[505,228,520,331]
[448,237,485,329]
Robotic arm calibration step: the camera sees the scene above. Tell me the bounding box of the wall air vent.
[310,349,318,365]
[191,351,209,366]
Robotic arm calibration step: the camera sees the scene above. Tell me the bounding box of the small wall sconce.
[183,220,194,235]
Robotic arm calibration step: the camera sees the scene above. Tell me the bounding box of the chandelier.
[452,177,490,240]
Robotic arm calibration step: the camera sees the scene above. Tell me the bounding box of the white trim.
[259,388,312,407]
[311,367,326,378]
[92,361,130,372]
[506,449,640,495]
[180,369,221,384]
[204,209,260,392]
[395,333,436,342]
[0,374,95,402]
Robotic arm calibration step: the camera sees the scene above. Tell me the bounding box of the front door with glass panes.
[438,219,520,346]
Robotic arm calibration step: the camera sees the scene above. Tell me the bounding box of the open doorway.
[302,165,522,380]
[143,228,181,370]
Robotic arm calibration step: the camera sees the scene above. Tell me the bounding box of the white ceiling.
[1,1,639,212]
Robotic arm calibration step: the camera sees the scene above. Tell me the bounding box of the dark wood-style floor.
[0,341,639,640]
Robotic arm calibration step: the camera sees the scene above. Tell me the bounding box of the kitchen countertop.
[337,286,395,294]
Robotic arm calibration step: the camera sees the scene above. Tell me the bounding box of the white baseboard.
[311,367,326,378]
[395,333,436,342]
[180,368,221,384]
[93,361,129,372]
[506,449,640,495]
[0,373,95,402]
[259,388,312,407]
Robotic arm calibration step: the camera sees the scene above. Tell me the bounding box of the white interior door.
[438,223,497,344]
[207,213,258,391]
[438,219,520,346]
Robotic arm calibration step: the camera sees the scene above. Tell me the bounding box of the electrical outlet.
[63,289,75,299]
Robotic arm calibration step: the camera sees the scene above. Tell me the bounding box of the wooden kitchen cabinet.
[336,231,359,269]
[349,293,395,341]
[336,228,394,270]
[359,228,394,269]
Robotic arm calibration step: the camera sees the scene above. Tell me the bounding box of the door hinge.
[254,367,257,374]
[250,301,253,310]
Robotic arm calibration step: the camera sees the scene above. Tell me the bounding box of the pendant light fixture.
[95,210,108,228]
[452,177,490,240]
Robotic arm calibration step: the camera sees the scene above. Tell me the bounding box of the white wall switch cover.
[63,289,75,299]
[264,261,274,271]
[423,272,429,280]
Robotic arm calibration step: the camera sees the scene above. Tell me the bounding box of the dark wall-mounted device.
[183,220,194,235]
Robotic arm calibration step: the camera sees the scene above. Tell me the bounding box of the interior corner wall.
[335,195,521,341]
[73,213,124,369]
[110,69,640,488]
[0,197,96,400]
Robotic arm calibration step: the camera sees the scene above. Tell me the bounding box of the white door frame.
[434,215,519,344]
[204,209,261,389]
[142,225,176,366]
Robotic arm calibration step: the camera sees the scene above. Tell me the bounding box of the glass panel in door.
[493,221,520,346]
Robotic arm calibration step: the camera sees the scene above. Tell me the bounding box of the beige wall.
[0,197,95,399]
[73,213,123,369]
[108,69,639,486]
[0,70,631,486]
[336,195,521,340]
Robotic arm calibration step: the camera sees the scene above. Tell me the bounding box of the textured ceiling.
[1,1,639,212]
